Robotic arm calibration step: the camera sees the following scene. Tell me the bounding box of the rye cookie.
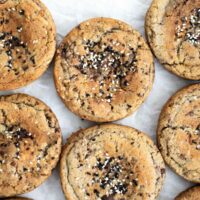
[175,186,200,200]
[54,18,154,122]
[157,84,200,182]
[60,124,165,200]
[0,0,56,90]
[146,0,200,80]
[0,94,62,197]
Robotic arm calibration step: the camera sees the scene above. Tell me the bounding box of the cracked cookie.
[60,124,165,200]
[0,0,56,90]
[146,0,200,80]
[54,18,154,122]
[0,94,62,197]
[175,186,200,200]
[157,84,200,182]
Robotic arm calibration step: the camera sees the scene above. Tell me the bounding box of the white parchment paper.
[0,0,196,199]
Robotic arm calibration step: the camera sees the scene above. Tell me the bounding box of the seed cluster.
[0,6,36,74]
[62,38,137,102]
[176,8,200,45]
[3,126,33,159]
[85,154,138,199]
[0,125,51,174]
[0,32,28,69]
[0,126,33,173]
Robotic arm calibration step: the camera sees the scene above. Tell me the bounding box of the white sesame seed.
[197,145,200,150]
[33,40,38,44]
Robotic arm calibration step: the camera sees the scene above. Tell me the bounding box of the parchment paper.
[0,0,195,199]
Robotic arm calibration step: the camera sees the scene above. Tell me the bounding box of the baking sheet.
[0,0,195,199]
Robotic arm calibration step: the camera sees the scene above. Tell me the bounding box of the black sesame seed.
[85,93,90,97]
[93,189,100,197]
[132,179,138,186]
[30,56,36,64]
[127,104,132,109]
[118,156,124,160]
[23,167,28,172]
[61,47,67,57]
[86,192,90,196]
[93,172,99,177]
[22,66,29,71]
[4,19,9,24]
[105,95,112,100]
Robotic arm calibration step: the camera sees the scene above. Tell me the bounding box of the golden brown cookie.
[0,94,62,197]
[54,17,154,122]
[60,124,165,200]
[157,84,200,182]
[175,186,200,200]
[146,0,200,80]
[0,0,56,90]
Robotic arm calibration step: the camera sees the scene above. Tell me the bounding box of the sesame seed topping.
[0,32,35,70]
[1,126,35,162]
[62,39,137,102]
[84,154,138,198]
[176,8,200,45]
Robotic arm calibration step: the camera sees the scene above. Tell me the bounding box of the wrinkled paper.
[0,0,194,199]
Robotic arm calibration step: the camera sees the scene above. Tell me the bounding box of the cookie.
[0,0,56,90]
[145,0,200,80]
[175,186,200,200]
[0,94,62,197]
[157,84,200,182]
[60,124,165,200]
[54,17,154,122]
